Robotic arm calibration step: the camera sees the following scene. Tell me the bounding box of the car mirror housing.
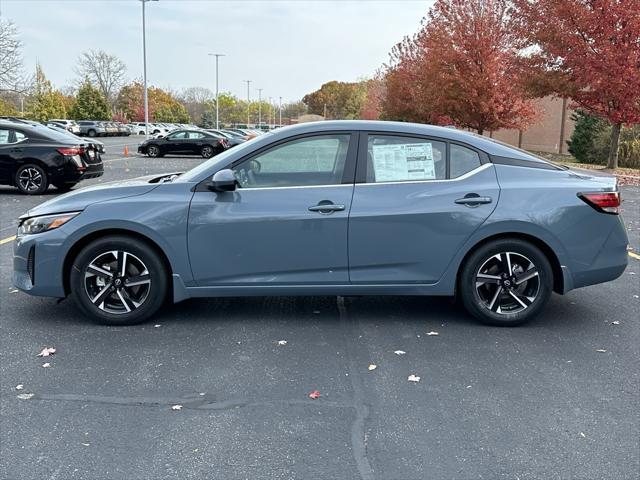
[209,169,237,192]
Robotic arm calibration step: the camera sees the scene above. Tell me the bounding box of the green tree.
[0,97,17,116]
[69,80,110,120]
[27,65,66,121]
[303,81,367,119]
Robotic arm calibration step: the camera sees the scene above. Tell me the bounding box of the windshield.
[178,134,271,182]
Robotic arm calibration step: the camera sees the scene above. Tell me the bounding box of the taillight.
[57,147,85,156]
[578,191,621,214]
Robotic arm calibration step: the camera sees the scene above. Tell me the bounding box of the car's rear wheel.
[87,129,96,137]
[459,239,553,326]
[70,236,168,325]
[15,164,48,195]
[147,145,160,158]
[201,145,215,158]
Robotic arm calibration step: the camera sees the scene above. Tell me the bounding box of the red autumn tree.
[516,0,640,169]
[423,0,538,134]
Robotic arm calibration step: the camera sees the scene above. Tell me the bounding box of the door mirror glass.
[209,169,237,192]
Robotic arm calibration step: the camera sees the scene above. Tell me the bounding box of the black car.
[0,120,104,194]
[138,129,226,159]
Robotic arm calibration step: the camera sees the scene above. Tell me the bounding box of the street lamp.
[243,80,251,126]
[279,96,282,126]
[140,0,158,139]
[208,53,225,129]
[257,88,263,128]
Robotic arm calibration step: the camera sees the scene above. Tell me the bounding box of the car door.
[163,131,189,154]
[187,132,358,286]
[348,132,500,284]
[0,128,18,182]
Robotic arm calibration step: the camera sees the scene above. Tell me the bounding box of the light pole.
[257,88,263,128]
[279,96,282,126]
[140,0,158,139]
[268,97,272,127]
[243,80,252,126]
[208,53,225,129]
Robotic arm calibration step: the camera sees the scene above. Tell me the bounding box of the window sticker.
[371,143,435,182]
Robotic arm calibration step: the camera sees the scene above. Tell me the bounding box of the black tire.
[459,238,553,327]
[147,145,160,158]
[87,129,96,137]
[15,164,48,195]
[201,145,215,159]
[54,182,78,192]
[70,236,168,325]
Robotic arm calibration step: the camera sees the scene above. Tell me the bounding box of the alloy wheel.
[148,146,159,157]
[475,252,540,315]
[202,146,214,158]
[18,167,43,193]
[84,250,151,315]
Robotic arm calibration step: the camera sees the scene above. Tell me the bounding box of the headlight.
[18,212,80,235]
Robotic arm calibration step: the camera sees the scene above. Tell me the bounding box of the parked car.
[48,119,80,134]
[138,129,226,158]
[205,129,245,147]
[0,119,103,194]
[13,120,628,325]
[221,128,255,141]
[44,123,106,154]
[77,120,107,137]
[114,122,131,136]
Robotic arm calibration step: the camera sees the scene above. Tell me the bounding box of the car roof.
[269,120,548,163]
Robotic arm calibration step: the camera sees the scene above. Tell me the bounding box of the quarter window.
[450,144,482,178]
[14,131,26,142]
[233,134,351,188]
[367,135,446,182]
[188,131,206,139]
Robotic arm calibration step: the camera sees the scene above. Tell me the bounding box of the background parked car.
[48,119,80,134]
[205,129,245,147]
[138,129,226,158]
[77,120,107,137]
[0,119,103,194]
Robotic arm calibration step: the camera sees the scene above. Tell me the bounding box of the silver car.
[13,121,628,326]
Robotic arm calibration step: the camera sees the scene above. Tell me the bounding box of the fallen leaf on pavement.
[426,331,439,336]
[17,393,34,400]
[580,432,586,438]
[171,405,183,411]
[277,340,287,346]
[611,321,620,325]
[595,349,607,353]
[42,363,51,368]
[394,350,406,356]
[466,385,472,388]
[81,443,90,447]
[308,390,321,399]
[37,347,56,357]
[15,384,24,390]
[368,364,377,371]
[407,374,421,383]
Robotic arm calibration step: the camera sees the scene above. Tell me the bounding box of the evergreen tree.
[70,80,110,120]
[28,65,66,121]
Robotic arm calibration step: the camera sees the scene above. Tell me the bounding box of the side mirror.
[209,169,237,192]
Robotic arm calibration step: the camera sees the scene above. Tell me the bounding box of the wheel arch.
[457,232,564,294]
[62,228,173,297]
[13,158,51,182]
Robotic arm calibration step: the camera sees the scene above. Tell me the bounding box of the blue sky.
[1,0,432,102]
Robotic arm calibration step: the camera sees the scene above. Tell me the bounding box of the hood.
[24,173,173,218]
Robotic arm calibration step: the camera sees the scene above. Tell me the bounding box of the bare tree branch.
[75,49,127,105]
[0,19,25,92]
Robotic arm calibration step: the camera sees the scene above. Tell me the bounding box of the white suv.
[49,119,80,134]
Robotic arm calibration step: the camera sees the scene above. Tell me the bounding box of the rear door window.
[0,129,11,144]
[366,135,446,182]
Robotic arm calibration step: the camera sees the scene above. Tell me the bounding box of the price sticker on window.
[371,143,436,182]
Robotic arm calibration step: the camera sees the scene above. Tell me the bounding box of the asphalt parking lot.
[1,135,638,480]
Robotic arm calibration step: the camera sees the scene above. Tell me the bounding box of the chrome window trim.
[238,183,352,192]
[357,163,492,186]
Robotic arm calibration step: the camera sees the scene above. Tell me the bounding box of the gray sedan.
[13,121,628,326]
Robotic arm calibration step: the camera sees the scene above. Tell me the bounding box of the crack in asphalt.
[337,296,376,480]
[17,392,353,411]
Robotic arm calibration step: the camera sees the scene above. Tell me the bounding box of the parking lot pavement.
[0,149,638,479]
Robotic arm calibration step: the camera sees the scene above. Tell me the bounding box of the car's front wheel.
[70,236,168,325]
[459,239,553,326]
[147,145,160,158]
[15,164,48,195]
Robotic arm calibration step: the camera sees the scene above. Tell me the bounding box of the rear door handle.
[308,203,346,213]
[455,195,492,206]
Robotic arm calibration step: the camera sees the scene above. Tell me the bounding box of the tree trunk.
[477,128,484,135]
[607,122,622,170]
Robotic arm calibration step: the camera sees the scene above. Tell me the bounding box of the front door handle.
[308,203,346,214]
[455,195,492,206]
